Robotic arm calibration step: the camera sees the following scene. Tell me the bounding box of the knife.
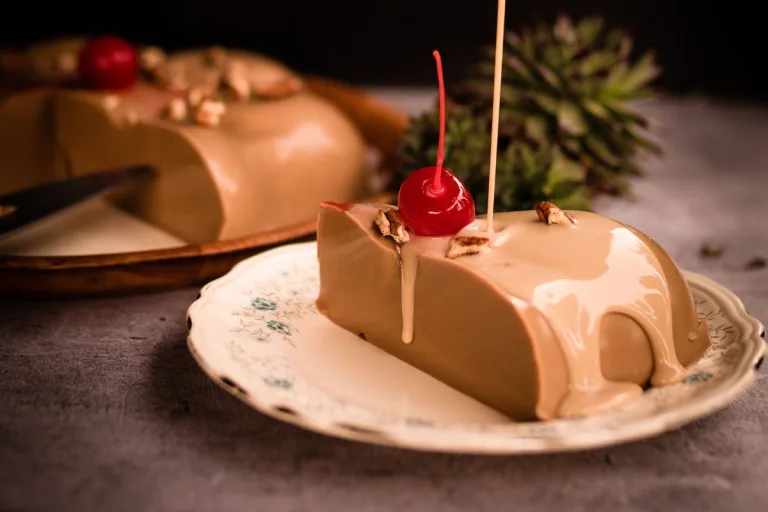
[0,165,154,240]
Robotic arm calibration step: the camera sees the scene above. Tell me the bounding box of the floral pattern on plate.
[188,242,766,454]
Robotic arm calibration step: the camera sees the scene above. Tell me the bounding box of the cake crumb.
[699,243,723,258]
[745,256,766,270]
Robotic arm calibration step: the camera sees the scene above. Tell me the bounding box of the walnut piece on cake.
[374,207,410,245]
[446,235,491,259]
[535,201,576,225]
[161,90,226,127]
[193,98,227,127]
[223,62,252,101]
[165,98,188,121]
[139,46,167,74]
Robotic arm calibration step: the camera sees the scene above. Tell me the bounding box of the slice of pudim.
[316,202,711,421]
[0,41,370,244]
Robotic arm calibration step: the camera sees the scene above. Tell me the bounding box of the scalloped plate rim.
[187,241,766,455]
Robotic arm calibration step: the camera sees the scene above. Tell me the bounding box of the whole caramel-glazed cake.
[0,39,369,243]
[315,201,711,421]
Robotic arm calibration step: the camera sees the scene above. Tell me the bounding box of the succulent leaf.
[395,15,659,214]
[576,17,605,46]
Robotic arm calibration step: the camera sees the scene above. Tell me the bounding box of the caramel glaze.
[316,203,711,420]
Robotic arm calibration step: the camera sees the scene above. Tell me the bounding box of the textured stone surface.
[1,91,767,512]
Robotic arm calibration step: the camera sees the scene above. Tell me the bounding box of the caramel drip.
[349,205,688,417]
[400,236,450,344]
[460,219,686,416]
[400,244,418,344]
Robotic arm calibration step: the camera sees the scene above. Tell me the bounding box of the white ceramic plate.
[187,242,766,454]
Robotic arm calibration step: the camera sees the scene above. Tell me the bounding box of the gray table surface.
[1,90,767,512]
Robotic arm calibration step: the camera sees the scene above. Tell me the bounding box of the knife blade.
[0,165,154,240]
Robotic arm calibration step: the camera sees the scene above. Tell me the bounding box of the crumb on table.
[699,243,723,258]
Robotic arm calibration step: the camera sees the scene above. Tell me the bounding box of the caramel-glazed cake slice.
[316,202,711,421]
[0,44,369,244]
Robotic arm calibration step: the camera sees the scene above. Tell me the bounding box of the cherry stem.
[430,50,446,196]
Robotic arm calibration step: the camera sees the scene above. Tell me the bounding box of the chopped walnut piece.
[252,77,304,99]
[187,87,206,107]
[446,235,491,259]
[699,243,723,258]
[374,210,390,232]
[385,208,409,243]
[194,98,227,127]
[223,67,251,101]
[534,201,576,225]
[165,98,188,121]
[373,207,410,244]
[139,46,167,72]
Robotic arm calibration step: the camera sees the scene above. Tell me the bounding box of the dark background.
[2,0,766,100]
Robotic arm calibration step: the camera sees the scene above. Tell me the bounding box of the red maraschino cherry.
[397,51,475,237]
[78,36,138,90]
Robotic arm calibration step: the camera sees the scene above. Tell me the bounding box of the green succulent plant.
[396,15,661,214]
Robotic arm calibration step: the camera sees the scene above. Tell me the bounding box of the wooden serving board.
[0,77,406,297]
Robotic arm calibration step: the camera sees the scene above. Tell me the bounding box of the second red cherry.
[78,36,138,90]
